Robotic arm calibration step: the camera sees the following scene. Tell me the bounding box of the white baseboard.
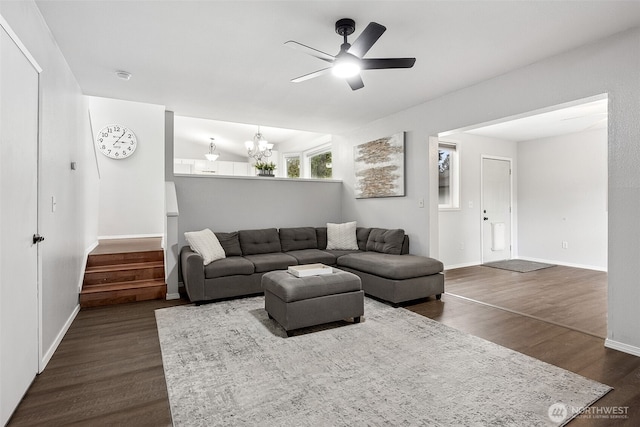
[444,261,481,270]
[444,257,607,272]
[516,256,607,272]
[40,304,80,373]
[97,233,163,240]
[166,293,181,300]
[604,339,640,357]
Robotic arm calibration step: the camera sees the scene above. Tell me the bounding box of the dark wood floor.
[444,265,607,337]
[8,271,640,426]
[8,299,187,426]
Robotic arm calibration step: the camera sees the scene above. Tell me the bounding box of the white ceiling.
[35,1,640,135]
[462,98,608,142]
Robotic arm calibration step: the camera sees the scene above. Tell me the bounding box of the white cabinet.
[174,158,194,174]
[215,161,233,175]
[194,160,216,174]
[175,158,251,176]
[233,162,252,176]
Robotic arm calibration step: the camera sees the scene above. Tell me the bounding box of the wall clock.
[96,124,137,159]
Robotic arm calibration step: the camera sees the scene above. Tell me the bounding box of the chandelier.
[205,138,219,161]
[244,126,273,162]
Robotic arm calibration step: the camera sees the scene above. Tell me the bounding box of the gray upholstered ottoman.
[262,268,364,336]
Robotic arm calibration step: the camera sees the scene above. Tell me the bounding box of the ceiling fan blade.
[348,22,386,58]
[285,41,335,63]
[346,74,364,91]
[291,67,332,83]
[360,58,416,70]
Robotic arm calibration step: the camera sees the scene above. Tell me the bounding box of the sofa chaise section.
[337,252,444,305]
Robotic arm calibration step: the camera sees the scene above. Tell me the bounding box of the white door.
[481,157,512,263]
[0,20,41,425]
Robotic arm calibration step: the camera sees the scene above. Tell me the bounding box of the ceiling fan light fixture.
[332,58,360,78]
[288,19,414,90]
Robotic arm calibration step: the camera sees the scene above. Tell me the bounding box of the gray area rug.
[155,297,610,426]
[483,259,557,273]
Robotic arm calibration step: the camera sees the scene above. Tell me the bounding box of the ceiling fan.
[285,18,416,91]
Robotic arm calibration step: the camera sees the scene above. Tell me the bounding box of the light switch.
[418,198,424,208]
[51,196,57,213]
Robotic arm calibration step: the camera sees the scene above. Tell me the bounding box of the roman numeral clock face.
[96,124,137,159]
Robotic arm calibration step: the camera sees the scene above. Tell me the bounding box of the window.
[438,142,459,209]
[303,144,333,179]
[284,154,301,178]
[310,151,332,179]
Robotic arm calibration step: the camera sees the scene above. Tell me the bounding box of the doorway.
[436,94,608,337]
[0,17,41,425]
[481,156,512,263]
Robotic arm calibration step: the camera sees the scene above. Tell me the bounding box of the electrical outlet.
[562,241,568,249]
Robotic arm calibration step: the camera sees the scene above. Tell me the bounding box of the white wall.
[334,130,432,255]
[518,128,607,270]
[334,28,640,354]
[88,96,165,238]
[438,133,518,268]
[0,1,99,369]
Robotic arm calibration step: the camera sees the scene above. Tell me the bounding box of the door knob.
[483,217,489,221]
[33,234,45,244]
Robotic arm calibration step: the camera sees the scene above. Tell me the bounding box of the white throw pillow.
[326,221,358,250]
[184,228,226,265]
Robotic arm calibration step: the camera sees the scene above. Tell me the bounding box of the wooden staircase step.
[85,260,164,274]
[87,250,163,267]
[80,279,166,294]
[83,261,164,286]
[81,238,166,307]
[80,280,166,308]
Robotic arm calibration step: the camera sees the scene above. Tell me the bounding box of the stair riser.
[83,267,164,286]
[80,285,166,308]
[87,251,163,267]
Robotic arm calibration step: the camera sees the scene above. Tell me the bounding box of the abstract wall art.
[354,132,405,199]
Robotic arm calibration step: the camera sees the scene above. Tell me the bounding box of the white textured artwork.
[354,132,405,198]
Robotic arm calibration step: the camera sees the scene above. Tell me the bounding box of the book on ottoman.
[288,263,333,277]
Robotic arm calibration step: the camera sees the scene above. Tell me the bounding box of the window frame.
[438,140,460,210]
[303,143,332,179]
[282,152,302,178]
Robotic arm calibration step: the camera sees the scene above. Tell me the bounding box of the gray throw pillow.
[214,231,242,257]
[366,228,405,254]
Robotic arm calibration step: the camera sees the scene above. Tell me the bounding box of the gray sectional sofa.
[179,226,444,306]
